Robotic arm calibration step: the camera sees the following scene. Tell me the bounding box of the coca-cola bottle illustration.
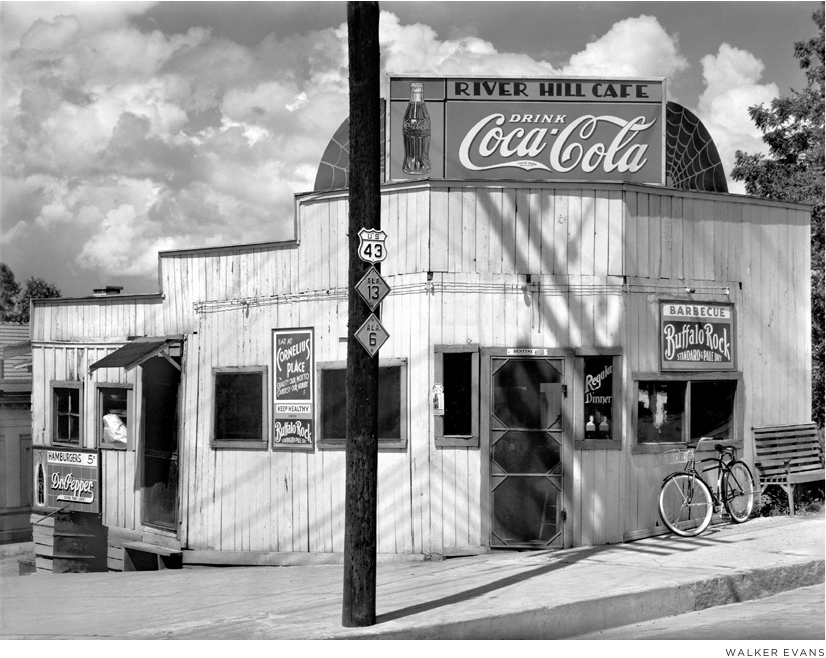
[402,82,431,175]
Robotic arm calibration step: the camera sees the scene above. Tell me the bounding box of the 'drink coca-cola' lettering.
[458,113,654,173]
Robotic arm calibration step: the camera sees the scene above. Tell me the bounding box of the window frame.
[96,383,134,451]
[50,381,83,447]
[632,371,744,454]
[211,366,269,450]
[317,358,408,451]
[575,349,623,451]
[434,344,480,448]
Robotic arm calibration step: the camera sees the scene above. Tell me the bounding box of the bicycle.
[657,436,757,537]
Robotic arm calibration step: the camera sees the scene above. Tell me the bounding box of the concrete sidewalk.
[0,515,822,640]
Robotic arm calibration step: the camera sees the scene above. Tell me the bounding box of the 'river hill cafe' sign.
[387,76,665,184]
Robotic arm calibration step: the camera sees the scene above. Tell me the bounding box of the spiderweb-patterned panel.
[313,100,386,192]
[666,101,728,193]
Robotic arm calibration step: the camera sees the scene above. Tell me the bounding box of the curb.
[321,559,825,640]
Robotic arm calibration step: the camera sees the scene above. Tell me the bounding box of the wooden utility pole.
[342,0,380,628]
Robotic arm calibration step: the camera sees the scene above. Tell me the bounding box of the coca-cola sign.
[387,76,665,184]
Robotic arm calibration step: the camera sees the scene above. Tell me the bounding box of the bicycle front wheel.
[658,472,714,537]
[723,460,756,523]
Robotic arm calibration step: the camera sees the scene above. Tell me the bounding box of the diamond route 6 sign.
[355,266,390,311]
[355,313,389,357]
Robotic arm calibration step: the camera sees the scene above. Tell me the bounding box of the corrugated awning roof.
[89,337,181,373]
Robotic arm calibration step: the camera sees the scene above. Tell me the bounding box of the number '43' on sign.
[357,228,388,263]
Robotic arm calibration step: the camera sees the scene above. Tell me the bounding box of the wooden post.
[342,0,380,628]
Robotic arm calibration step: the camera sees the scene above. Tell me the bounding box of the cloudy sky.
[0,1,821,298]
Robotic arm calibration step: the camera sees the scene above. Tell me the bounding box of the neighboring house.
[0,323,32,543]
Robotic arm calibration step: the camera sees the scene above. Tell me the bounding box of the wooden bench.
[753,423,824,516]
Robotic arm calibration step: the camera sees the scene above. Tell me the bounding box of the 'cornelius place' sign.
[660,302,735,371]
[272,328,315,450]
[388,76,665,184]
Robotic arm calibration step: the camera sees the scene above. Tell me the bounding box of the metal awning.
[89,337,181,373]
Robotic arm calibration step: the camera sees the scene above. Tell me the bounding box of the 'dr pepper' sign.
[272,328,314,450]
[660,302,735,371]
[39,448,100,513]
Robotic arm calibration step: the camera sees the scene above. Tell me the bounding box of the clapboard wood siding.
[27,180,811,556]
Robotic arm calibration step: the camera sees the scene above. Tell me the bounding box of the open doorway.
[141,356,180,531]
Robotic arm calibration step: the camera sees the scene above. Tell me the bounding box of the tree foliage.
[0,263,61,324]
[731,9,825,427]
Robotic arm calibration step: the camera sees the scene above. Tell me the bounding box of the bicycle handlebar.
[688,436,737,457]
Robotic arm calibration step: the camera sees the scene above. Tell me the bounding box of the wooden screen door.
[490,357,564,548]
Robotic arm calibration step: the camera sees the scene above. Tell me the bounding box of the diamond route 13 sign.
[355,266,391,311]
[355,313,389,357]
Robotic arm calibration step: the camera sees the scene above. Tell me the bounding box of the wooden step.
[122,541,182,557]
[122,541,183,571]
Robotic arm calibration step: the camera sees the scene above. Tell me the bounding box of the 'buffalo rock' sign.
[272,328,314,449]
[660,302,735,371]
[388,76,665,184]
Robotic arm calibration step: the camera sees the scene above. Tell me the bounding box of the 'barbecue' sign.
[660,302,735,371]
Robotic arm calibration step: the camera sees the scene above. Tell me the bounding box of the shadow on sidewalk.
[377,525,743,624]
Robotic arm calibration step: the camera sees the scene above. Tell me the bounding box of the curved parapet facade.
[665,101,728,193]
[313,100,385,192]
[314,79,728,194]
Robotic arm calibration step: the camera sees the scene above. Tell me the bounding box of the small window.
[575,351,622,450]
[318,359,407,449]
[690,380,736,441]
[98,385,133,450]
[434,346,479,447]
[637,381,687,444]
[212,367,267,449]
[52,382,82,446]
[635,377,739,447]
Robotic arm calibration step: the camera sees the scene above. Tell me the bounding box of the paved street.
[575,583,825,640]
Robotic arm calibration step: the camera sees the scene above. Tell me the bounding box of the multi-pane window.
[435,347,479,447]
[636,379,737,444]
[52,382,82,446]
[98,385,132,450]
[212,368,267,449]
[318,359,407,449]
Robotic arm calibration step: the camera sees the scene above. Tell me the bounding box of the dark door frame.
[480,348,575,549]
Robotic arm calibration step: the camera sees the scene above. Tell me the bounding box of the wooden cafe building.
[27,76,812,572]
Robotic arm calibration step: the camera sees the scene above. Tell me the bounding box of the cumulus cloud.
[379,12,556,76]
[695,44,779,194]
[564,15,689,79]
[0,7,752,293]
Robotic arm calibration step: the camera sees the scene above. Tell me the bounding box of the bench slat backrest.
[753,423,823,480]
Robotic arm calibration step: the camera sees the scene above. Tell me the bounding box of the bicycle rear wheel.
[658,472,714,536]
[723,460,756,522]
